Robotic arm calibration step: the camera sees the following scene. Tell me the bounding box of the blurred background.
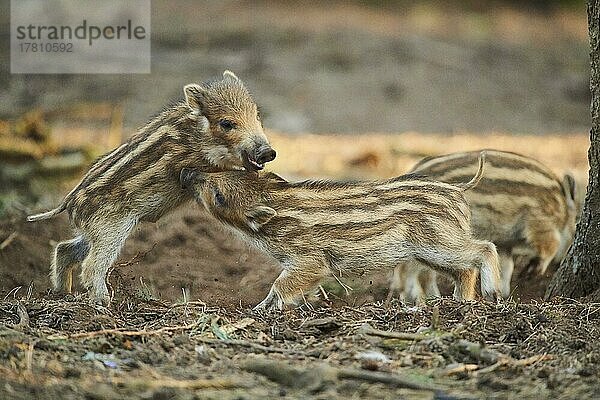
[1,0,591,133]
[0,0,592,305]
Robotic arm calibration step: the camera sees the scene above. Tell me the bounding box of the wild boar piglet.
[27,71,276,305]
[180,152,501,310]
[390,149,577,303]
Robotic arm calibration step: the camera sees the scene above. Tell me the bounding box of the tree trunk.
[545,0,600,300]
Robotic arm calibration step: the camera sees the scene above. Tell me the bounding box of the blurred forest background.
[0,0,591,133]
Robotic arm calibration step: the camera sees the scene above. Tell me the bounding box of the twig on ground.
[318,285,330,301]
[25,341,34,373]
[111,376,249,389]
[197,337,305,355]
[243,358,442,391]
[475,354,552,376]
[106,243,158,303]
[443,363,479,376]
[358,324,428,341]
[47,323,198,340]
[513,354,552,367]
[2,287,21,301]
[337,367,441,391]
[444,354,553,377]
[0,232,17,250]
[117,243,158,268]
[13,302,29,330]
[332,273,354,296]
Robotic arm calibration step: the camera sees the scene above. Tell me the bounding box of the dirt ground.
[0,296,599,399]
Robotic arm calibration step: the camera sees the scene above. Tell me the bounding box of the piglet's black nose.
[256,147,276,164]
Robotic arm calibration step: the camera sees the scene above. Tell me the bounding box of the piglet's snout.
[255,145,276,164]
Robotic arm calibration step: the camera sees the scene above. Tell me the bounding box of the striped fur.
[391,150,577,303]
[180,152,501,311]
[27,71,275,305]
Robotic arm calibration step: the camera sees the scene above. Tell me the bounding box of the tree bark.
[545,0,600,300]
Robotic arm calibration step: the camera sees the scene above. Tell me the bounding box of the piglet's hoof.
[48,288,75,302]
[253,289,284,312]
[87,291,111,307]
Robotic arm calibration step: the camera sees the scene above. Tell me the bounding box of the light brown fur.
[180,152,501,311]
[390,149,577,303]
[27,71,276,304]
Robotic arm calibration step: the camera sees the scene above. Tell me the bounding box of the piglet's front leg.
[253,262,328,311]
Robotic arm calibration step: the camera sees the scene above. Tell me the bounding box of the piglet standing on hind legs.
[180,151,501,311]
[27,71,276,305]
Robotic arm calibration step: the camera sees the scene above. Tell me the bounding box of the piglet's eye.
[219,120,236,131]
[214,188,226,207]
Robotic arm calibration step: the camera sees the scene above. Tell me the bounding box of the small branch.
[443,363,479,376]
[116,243,157,268]
[475,354,552,375]
[13,302,29,331]
[512,354,552,367]
[105,243,159,303]
[0,232,17,251]
[318,285,330,301]
[332,273,353,296]
[447,354,552,376]
[25,341,34,373]
[359,324,428,341]
[197,337,304,355]
[111,376,249,390]
[243,358,442,392]
[337,368,441,391]
[47,323,197,340]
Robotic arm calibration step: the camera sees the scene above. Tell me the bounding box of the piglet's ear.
[245,206,276,231]
[223,70,240,81]
[180,168,198,190]
[183,83,207,111]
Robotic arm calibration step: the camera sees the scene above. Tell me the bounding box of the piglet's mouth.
[242,150,264,171]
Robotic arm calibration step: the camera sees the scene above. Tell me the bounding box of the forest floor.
[0,295,599,399]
